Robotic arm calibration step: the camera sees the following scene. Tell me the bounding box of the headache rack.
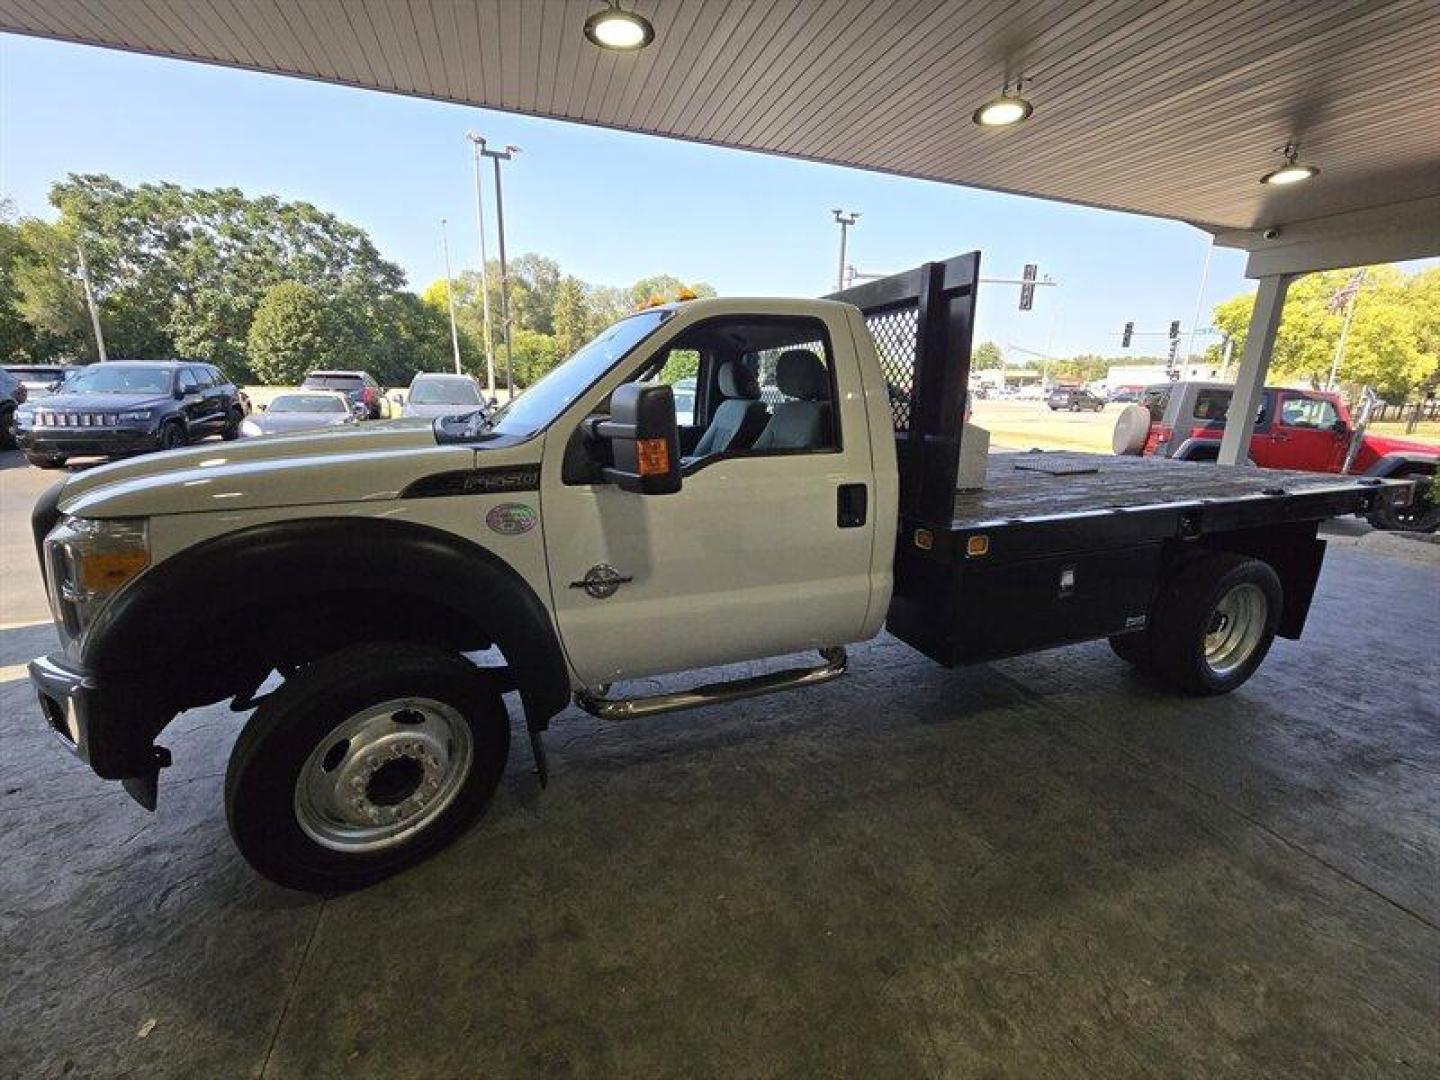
[829,252,979,529]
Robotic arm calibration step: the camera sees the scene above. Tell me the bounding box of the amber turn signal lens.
[636,437,671,476]
[966,535,990,558]
[76,549,150,593]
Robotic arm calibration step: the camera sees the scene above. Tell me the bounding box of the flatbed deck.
[952,451,1385,529]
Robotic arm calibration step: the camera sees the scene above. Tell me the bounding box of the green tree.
[1211,265,1438,399]
[551,275,589,358]
[509,328,561,388]
[12,217,92,360]
[246,281,340,385]
[35,174,410,377]
[973,341,1003,370]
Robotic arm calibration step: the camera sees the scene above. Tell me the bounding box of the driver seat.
[690,361,768,458]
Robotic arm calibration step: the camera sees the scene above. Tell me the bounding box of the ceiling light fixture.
[1261,142,1319,186]
[583,3,654,51]
[972,76,1033,128]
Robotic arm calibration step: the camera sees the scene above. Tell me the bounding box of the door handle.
[837,483,867,528]
[1270,432,1289,442]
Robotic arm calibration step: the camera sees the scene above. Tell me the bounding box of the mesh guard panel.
[866,307,919,431]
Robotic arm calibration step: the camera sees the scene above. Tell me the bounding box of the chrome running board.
[574,647,848,722]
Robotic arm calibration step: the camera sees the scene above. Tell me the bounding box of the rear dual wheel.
[225,642,510,892]
[1109,553,1282,695]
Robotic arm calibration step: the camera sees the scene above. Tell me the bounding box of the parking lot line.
[0,662,30,684]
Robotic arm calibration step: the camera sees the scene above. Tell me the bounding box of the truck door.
[541,308,879,686]
[1259,391,1347,472]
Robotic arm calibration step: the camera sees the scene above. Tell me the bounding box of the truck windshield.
[487,309,672,438]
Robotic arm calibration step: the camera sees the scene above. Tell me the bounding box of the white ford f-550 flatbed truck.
[27,253,1418,891]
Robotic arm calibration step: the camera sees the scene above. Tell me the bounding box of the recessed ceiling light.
[973,75,1034,129]
[584,3,654,51]
[1261,142,1319,186]
[973,95,1033,127]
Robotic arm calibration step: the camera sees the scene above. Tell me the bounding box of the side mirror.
[590,382,682,495]
[1331,419,1349,435]
[258,403,268,412]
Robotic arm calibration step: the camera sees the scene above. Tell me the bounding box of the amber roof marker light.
[584,3,655,51]
[1261,142,1320,186]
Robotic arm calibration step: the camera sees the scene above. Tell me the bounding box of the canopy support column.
[1218,273,1294,465]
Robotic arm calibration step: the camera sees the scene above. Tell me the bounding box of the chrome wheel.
[1203,583,1267,677]
[294,697,473,853]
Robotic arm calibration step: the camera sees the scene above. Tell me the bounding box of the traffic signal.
[1169,320,1181,339]
[1122,321,1133,348]
[1019,263,1037,311]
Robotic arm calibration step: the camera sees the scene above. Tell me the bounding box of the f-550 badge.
[485,503,537,535]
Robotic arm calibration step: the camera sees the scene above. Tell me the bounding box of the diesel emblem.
[570,564,633,599]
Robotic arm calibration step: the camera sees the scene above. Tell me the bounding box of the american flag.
[1326,270,1365,314]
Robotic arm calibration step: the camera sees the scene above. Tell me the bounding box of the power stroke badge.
[485,503,537,536]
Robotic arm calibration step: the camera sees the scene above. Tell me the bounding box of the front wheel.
[1147,553,1282,695]
[0,407,16,450]
[157,420,187,451]
[1366,475,1439,533]
[221,407,244,441]
[225,642,511,892]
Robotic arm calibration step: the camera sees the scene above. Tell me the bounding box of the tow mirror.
[591,382,682,495]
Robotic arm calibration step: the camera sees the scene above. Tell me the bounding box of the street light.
[471,136,521,399]
[465,132,497,397]
[439,219,463,375]
[831,209,859,292]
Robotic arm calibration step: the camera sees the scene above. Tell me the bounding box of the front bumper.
[17,425,162,457]
[29,653,171,808]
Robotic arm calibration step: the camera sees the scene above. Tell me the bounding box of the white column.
[1218,273,1293,465]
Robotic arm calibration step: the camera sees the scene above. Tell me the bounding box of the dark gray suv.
[15,361,244,469]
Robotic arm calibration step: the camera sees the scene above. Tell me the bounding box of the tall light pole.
[465,131,497,397]
[832,209,859,292]
[475,138,520,398]
[440,219,463,375]
[75,241,107,362]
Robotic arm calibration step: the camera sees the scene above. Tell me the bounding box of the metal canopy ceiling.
[3,0,1438,236]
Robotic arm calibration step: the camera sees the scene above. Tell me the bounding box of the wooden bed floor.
[953,451,1374,527]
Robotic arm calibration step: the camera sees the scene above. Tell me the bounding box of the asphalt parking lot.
[1,448,1437,1078]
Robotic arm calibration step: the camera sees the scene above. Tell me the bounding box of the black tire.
[1147,553,1282,696]
[1108,630,1154,669]
[225,642,510,892]
[0,406,15,450]
[158,420,187,451]
[221,407,243,441]
[1366,473,1440,533]
[25,452,66,469]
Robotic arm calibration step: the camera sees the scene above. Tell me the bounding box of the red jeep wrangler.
[1120,382,1439,532]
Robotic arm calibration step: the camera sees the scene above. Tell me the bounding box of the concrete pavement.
[1,449,1437,1078]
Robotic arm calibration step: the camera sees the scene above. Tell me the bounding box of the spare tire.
[1111,404,1151,456]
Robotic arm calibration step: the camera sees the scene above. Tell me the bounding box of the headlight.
[117,409,153,423]
[44,516,151,644]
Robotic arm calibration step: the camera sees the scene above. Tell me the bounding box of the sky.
[0,32,1413,362]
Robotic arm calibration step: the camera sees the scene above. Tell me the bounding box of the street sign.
[1018,263,1037,311]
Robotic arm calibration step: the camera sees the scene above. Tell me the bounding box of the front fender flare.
[84,516,571,731]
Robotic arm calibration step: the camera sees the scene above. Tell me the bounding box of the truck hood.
[1363,431,1440,458]
[57,420,542,518]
